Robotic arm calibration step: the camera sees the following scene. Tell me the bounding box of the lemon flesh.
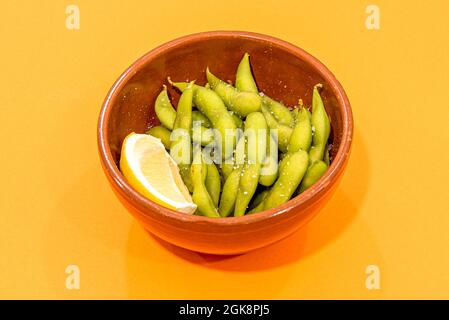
[120,133,196,214]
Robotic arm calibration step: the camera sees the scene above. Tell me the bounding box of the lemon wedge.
[120,133,196,214]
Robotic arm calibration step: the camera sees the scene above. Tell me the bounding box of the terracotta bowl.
[98,31,353,255]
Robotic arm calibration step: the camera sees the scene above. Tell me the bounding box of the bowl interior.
[106,34,344,171]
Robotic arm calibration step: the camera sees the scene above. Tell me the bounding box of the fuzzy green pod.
[234,112,267,216]
[171,81,237,159]
[218,167,242,217]
[205,162,221,207]
[146,125,172,149]
[235,53,258,93]
[298,160,328,193]
[170,82,194,192]
[192,110,212,128]
[262,95,294,127]
[206,68,261,117]
[309,85,331,163]
[250,189,269,211]
[155,86,177,130]
[192,123,215,147]
[263,150,309,210]
[288,107,312,153]
[191,151,219,217]
[230,112,244,129]
[261,104,292,153]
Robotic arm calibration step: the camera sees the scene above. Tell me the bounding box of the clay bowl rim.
[97,30,353,227]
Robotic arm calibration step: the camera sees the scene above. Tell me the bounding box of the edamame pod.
[192,123,215,147]
[250,189,269,210]
[248,189,270,214]
[248,200,265,214]
[220,162,235,181]
[298,160,328,193]
[172,82,242,128]
[262,95,294,127]
[259,155,278,186]
[220,134,245,181]
[259,131,278,186]
[172,83,194,134]
[206,68,261,117]
[170,80,190,92]
[178,165,193,193]
[218,167,242,217]
[192,110,212,128]
[234,161,261,216]
[191,151,219,217]
[291,108,299,122]
[146,125,171,149]
[288,107,312,153]
[235,53,258,93]
[309,84,330,163]
[244,112,267,164]
[171,81,237,159]
[155,86,177,130]
[263,150,309,210]
[261,104,292,153]
[234,112,267,216]
[170,82,194,192]
[205,162,221,207]
[230,112,243,129]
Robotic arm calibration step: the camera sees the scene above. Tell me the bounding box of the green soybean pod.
[259,130,278,187]
[170,82,194,192]
[146,125,172,149]
[192,110,212,128]
[172,81,242,128]
[234,161,261,216]
[192,124,215,147]
[309,84,331,163]
[178,165,193,193]
[262,95,294,127]
[170,82,193,158]
[172,82,194,132]
[206,68,261,117]
[205,162,221,207]
[250,189,269,210]
[201,127,215,146]
[191,151,220,217]
[155,86,177,130]
[298,160,328,193]
[230,112,243,129]
[218,166,242,217]
[220,133,245,181]
[248,200,265,214]
[248,189,270,214]
[263,150,309,210]
[244,112,267,164]
[220,162,234,181]
[169,79,189,92]
[261,104,292,153]
[259,155,278,187]
[291,108,299,122]
[172,82,237,159]
[288,107,312,153]
[234,112,267,216]
[235,53,258,93]
[306,107,312,119]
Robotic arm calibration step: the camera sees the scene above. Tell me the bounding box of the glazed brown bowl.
[98,31,353,255]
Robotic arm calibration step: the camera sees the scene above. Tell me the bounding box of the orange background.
[1,0,448,299]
